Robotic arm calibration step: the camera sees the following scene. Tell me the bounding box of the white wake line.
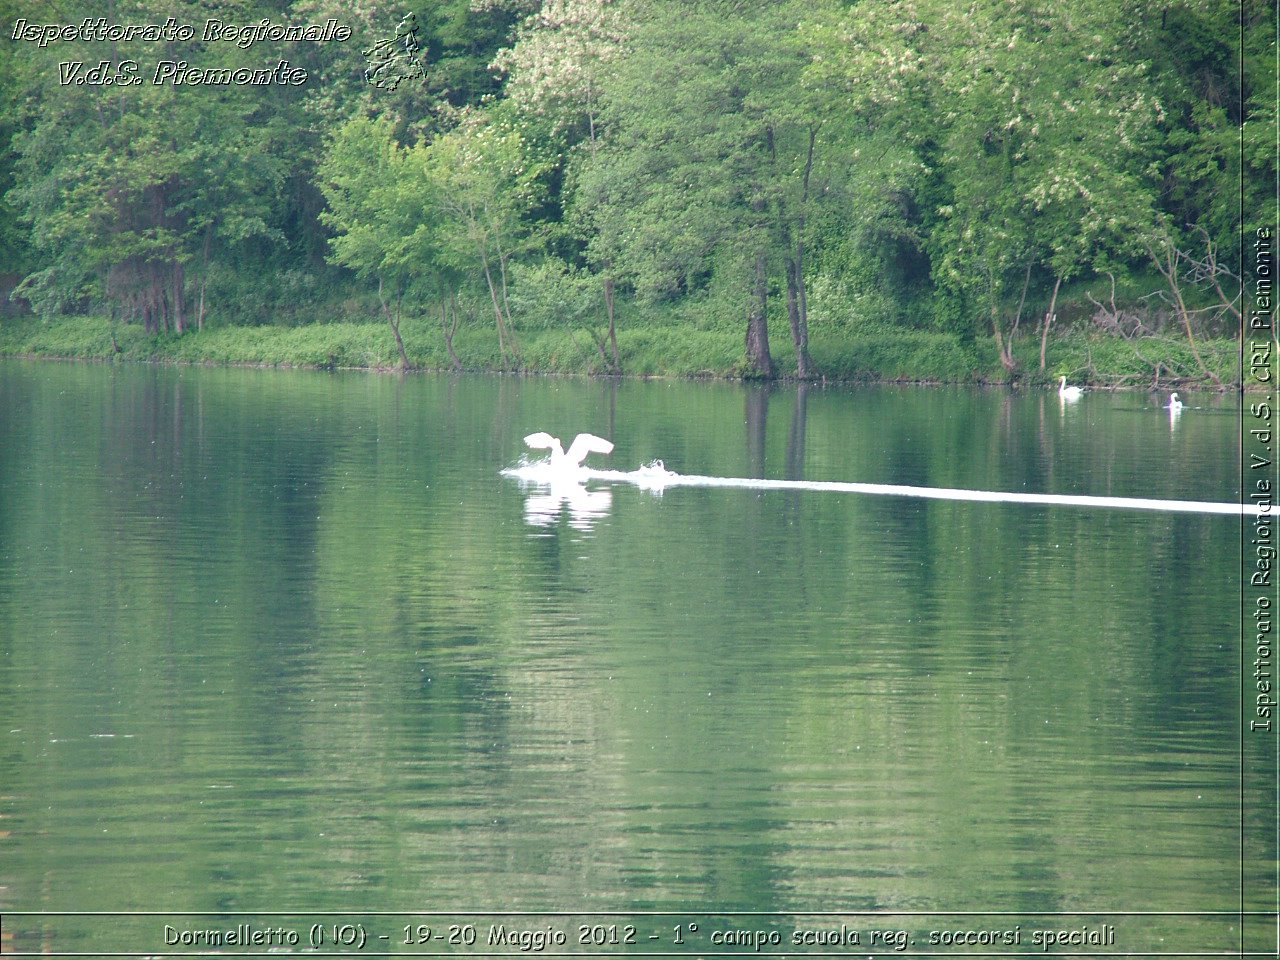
[573,468,1263,516]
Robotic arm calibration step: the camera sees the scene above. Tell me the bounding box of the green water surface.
[0,361,1270,955]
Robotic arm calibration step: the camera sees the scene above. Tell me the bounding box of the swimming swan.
[1167,392,1183,411]
[1058,376,1084,400]
[524,432,614,471]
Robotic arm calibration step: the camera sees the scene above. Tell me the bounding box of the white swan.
[1058,376,1084,400]
[524,432,614,472]
[1167,392,1183,411]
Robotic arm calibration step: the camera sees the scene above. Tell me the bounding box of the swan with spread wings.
[523,432,614,472]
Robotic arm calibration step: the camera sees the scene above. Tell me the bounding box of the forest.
[0,0,1273,384]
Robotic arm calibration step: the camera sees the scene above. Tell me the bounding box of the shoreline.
[0,313,1244,391]
[2,349,1250,393]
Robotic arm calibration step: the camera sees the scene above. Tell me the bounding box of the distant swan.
[1058,376,1084,400]
[1167,392,1183,411]
[524,432,614,471]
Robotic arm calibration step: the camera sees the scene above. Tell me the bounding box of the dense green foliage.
[1,0,1272,382]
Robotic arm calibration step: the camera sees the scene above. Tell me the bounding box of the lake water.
[0,360,1273,956]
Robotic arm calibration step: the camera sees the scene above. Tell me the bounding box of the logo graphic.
[363,12,427,90]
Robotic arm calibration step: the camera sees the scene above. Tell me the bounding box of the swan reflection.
[518,476,613,531]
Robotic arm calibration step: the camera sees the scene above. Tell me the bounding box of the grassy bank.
[0,312,1242,387]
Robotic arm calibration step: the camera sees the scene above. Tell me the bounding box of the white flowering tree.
[812,0,1162,373]
[490,0,627,153]
[488,0,629,369]
[929,0,1160,372]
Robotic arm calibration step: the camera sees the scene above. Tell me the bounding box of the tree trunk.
[771,125,816,379]
[603,276,619,372]
[1170,279,1217,384]
[441,296,462,372]
[1038,274,1063,371]
[492,225,518,356]
[785,258,811,379]
[1192,225,1242,324]
[1010,261,1031,340]
[496,244,515,338]
[745,252,776,379]
[378,277,412,371]
[586,88,599,159]
[466,197,514,362]
[791,127,816,379]
[480,256,512,362]
[1148,227,1220,385]
[108,304,122,354]
[987,264,1018,373]
[197,225,212,331]
[171,261,185,335]
[156,276,169,334]
[992,303,1018,373]
[584,328,610,369]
